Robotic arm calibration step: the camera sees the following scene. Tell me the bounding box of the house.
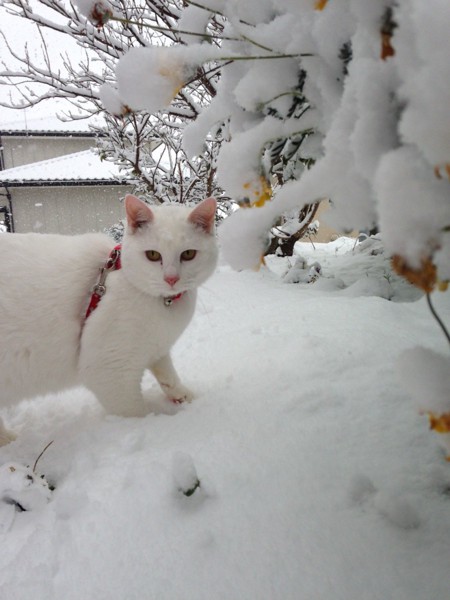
[0,149,131,234]
[0,115,100,170]
[0,115,132,234]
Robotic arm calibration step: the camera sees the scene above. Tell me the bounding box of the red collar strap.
[85,245,122,319]
[85,244,185,319]
[163,292,184,306]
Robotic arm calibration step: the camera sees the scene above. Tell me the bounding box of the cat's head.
[121,195,218,297]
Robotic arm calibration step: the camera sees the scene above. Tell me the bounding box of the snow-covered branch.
[2,0,450,281]
[93,0,450,283]
[0,0,223,203]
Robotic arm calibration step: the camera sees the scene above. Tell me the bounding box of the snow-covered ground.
[1,239,450,600]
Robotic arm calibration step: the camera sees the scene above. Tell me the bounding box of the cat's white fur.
[0,195,218,445]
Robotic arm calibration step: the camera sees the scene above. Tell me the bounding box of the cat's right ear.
[125,194,154,232]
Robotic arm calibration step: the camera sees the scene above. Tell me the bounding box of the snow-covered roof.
[1,114,102,136]
[0,149,129,186]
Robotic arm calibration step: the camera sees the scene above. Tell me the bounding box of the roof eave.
[0,179,131,188]
[0,131,105,138]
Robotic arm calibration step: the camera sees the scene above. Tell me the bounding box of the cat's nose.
[164,274,180,287]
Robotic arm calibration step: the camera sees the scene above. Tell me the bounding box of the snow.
[98,85,125,119]
[2,0,450,276]
[395,0,450,166]
[0,6,90,117]
[0,463,52,526]
[115,44,218,115]
[115,47,186,114]
[375,146,450,268]
[1,111,102,133]
[75,0,115,26]
[218,204,275,270]
[1,1,450,595]
[1,240,450,599]
[398,348,450,415]
[0,149,128,183]
[103,0,450,279]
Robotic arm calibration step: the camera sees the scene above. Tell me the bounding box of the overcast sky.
[0,4,90,126]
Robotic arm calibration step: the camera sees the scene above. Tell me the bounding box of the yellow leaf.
[314,0,328,10]
[243,176,272,208]
[427,412,450,434]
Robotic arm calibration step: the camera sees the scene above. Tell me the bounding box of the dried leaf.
[380,6,396,60]
[434,163,450,180]
[392,255,437,293]
[89,0,114,28]
[381,32,395,60]
[427,412,450,434]
[242,176,272,208]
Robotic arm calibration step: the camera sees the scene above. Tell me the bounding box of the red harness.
[85,245,122,319]
[85,244,184,319]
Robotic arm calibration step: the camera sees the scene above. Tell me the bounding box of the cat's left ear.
[125,194,154,232]
[188,197,217,234]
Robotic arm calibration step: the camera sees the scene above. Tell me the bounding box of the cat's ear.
[188,197,217,234]
[125,194,154,232]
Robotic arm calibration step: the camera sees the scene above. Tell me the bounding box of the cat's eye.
[180,249,197,261]
[145,250,162,262]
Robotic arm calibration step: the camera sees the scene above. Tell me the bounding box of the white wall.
[2,136,95,169]
[10,185,131,234]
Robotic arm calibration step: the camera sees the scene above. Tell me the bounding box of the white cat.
[0,194,218,445]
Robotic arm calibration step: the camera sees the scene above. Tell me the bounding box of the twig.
[426,293,450,349]
[33,441,54,473]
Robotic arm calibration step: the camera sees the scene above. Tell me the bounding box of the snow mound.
[172,452,201,498]
[339,275,393,300]
[0,462,52,532]
[267,236,421,302]
[283,256,322,284]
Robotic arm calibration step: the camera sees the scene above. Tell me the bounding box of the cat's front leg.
[150,355,193,404]
[81,364,150,418]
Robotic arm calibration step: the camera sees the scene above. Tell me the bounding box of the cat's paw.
[164,384,194,405]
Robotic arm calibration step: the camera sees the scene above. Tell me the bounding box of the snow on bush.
[114,44,217,115]
[398,347,450,459]
[98,0,449,280]
[75,0,115,27]
[398,347,450,415]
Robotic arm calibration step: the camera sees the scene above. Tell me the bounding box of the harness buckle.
[106,248,120,270]
[93,283,107,297]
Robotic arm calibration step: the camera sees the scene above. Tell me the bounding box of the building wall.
[1,135,95,169]
[9,185,131,235]
[313,200,358,242]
